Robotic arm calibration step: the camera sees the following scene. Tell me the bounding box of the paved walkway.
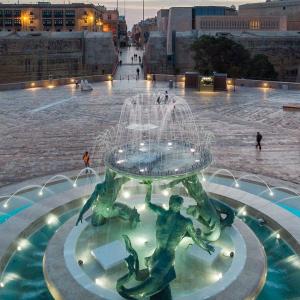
[0,81,300,188]
[114,47,144,80]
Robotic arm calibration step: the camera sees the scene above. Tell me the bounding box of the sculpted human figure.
[164,174,234,242]
[116,181,214,300]
[76,168,139,227]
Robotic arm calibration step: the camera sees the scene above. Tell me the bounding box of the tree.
[191,35,250,78]
[246,54,277,81]
[191,35,277,81]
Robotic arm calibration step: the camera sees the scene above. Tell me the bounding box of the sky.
[5,0,262,29]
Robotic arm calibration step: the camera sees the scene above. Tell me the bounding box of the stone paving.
[115,47,144,80]
[0,78,300,188]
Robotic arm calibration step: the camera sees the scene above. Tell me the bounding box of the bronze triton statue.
[76,168,140,227]
[116,181,214,300]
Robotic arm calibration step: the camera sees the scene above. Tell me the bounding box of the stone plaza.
[1,66,299,188]
[1,47,300,300]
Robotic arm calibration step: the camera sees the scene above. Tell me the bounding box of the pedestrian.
[131,57,133,64]
[82,151,90,173]
[136,68,140,79]
[75,80,80,88]
[139,56,141,63]
[164,90,169,104]
[152,74,156,84]
[172,105,176,122]
[156,96,160,104]
[119,59,122,65]
[256,132,263,151]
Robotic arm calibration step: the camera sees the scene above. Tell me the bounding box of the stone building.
[0,3,127,45]
[0,31,118,84]
[132,17,157,46]
[239,0,300,30]
[144,31,300,82]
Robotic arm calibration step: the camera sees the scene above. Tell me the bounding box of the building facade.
[144,31,300,82]
[0,31,118,83]
[239,0,300,30]
[196,15,287,31]
[132,17,157,46]
[0,2,127,42]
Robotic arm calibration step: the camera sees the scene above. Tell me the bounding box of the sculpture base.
[44,195,266,300]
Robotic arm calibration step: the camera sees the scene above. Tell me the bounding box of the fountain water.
[104,94,213,179]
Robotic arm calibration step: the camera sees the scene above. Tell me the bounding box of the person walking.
[164,90,169,104]
[152,74,156,85]
[136,68,140,80]
[82,151,90,173]
[256,132,263,151]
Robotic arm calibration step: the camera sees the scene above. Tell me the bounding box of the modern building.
[239,0,300,30]
[157,6,239,56]
[196,15,287,31]
[144,30,300,82]
[0,31,118,83]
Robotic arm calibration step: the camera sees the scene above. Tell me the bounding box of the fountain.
[75,93,236,299]
[1,93,300,300]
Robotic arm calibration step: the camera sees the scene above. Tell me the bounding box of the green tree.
[191,35,250,77]
[246,54,277,80]
[191,35,277,81]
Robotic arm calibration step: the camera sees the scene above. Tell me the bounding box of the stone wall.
[0,31,117,84]
[144,30,300,82]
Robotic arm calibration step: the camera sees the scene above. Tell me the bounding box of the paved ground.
[115,47,144,80]
[0,75,300,188]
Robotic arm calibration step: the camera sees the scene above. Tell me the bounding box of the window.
[4,19,13,26]
[14,18,21,26]
[42,19,52,26]
[54,10,63,18]
[65,10,75,17]
[4,10,13,17]
[14,10,21,17]
[54,18,63,26]
[65,19,75,26]
[42,10,52,18]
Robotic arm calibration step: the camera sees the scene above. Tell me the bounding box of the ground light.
[162,190,169,197]
[0,282,4,288]
[276,233,281,239]
[123,191,130,199]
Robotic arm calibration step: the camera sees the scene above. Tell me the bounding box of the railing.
[229,78,300,90]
